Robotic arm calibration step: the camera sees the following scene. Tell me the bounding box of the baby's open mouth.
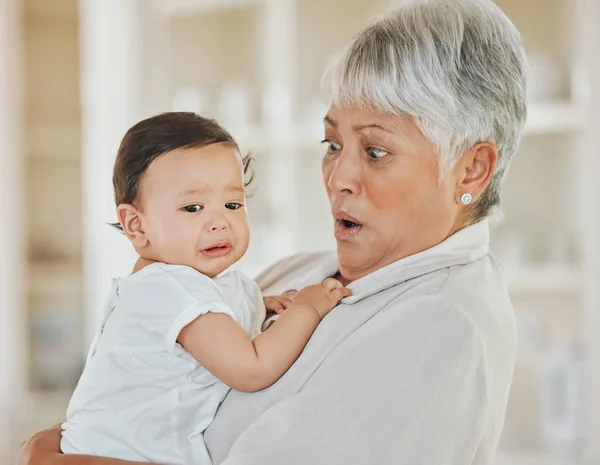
[201,243,232,257]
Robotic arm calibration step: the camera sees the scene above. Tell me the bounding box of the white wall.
[79,0,143,344]
[578,0,600,461]
[0,0,26,462]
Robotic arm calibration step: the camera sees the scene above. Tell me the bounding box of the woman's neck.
[332,271,353,287]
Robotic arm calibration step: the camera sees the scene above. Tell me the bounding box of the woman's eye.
[225,202,243,210]
[366,147,390,159]
[183,204,203,213]
[321,139,341,153]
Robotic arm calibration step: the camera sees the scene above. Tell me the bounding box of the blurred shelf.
[234,122,324,152]
[507,265,581,295]
[27,123,80,159]
[25,0,78,21]
[28,263,82,294]
[525,101,586,135]
[495,452,579,465]
[27,388,73,405]
[159,0,265,17]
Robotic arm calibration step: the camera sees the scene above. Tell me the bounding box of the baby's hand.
[293,278,351,319]
[263,290,298,315]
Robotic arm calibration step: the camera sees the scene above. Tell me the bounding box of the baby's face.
[138,143,250,277]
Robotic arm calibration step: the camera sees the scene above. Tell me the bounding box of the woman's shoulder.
[255,251,338,294]
[441,255,516,340]
[380,294,489,339]
[379,254,517,365]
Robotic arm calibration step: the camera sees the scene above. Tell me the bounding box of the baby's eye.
[182,204,203,213]
[225,203,243,210]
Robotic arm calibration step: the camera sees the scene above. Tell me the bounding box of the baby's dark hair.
[112,112,254,230]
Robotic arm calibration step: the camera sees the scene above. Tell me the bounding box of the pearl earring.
[460,193,473,205]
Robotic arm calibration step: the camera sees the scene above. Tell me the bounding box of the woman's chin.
[334,226,364,256]
[336,246,371,278]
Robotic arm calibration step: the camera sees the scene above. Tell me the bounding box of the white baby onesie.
[61,263,266,465]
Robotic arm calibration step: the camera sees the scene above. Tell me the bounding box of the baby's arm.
[177,278,350,393]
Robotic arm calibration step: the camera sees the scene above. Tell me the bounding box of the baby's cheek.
[241,226,251,252]
[162,222,197,250]
[234,216,250,241]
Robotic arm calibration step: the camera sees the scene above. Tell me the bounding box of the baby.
[61,112,349,465]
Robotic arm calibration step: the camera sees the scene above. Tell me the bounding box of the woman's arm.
[17,426,143,465]
[178,279,350,393]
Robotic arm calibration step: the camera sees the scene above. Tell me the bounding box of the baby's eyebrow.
[177,185,245,197]
[178,187,205,197]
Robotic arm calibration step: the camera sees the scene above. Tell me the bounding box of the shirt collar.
[340,219,491,304]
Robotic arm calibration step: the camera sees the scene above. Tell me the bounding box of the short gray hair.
[322,0,528,221]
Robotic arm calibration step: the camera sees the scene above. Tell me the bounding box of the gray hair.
[322,0,528,221]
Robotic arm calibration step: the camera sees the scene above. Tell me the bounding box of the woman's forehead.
[324,106,421,138]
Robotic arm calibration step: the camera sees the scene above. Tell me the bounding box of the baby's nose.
[210,220,228,232]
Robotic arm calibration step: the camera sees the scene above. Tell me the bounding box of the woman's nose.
[327,152,362,196]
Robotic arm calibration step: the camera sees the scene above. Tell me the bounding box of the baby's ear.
[116,204,148,248]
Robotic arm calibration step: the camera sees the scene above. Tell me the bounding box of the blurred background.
[1,0,599,464]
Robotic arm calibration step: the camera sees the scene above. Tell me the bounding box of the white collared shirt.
[205,219,517,465]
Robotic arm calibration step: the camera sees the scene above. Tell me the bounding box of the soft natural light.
[1,1,600,464]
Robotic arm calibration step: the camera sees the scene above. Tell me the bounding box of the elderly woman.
[18,0,527,463]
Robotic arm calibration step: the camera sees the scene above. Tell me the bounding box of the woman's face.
[322,106,468,282]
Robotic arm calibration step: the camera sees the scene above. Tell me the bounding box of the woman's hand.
[18,424,62,465]
[263,290,298,315]
[18,426,146,465]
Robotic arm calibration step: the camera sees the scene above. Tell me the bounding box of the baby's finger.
[283,290,298,299]
[265,298,284,314]
[276,296,293,309]
[328,290,343,302]
[330,286,351,301]
[321,277,343,291]
[272,303,286,314]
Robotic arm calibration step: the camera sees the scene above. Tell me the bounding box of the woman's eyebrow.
[324,115,337,127]
[353,123,395,133]
[324,115,395,134]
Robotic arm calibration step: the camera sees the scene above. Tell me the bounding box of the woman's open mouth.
[201,242,232,258]
[332,211,363,241]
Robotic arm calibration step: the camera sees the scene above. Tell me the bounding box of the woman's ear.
[116,204,149,248]
[454,142,498,204]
